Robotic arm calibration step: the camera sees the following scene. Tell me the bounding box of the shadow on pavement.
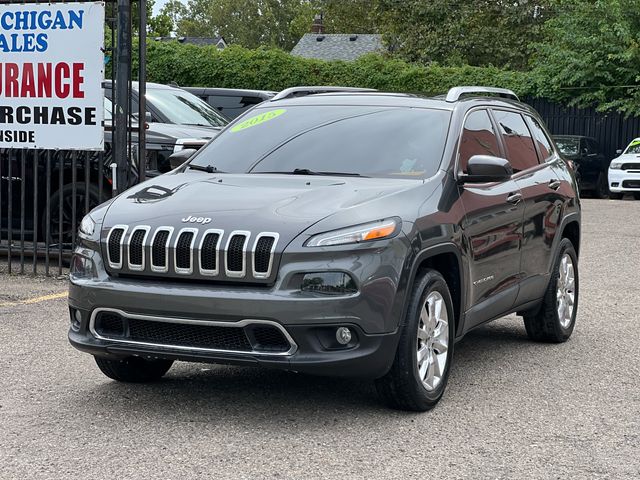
[77,318,548,422]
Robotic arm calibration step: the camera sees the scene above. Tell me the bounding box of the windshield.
[624,140,640,154]
[554,137,579,156]
[189,105,451,178]
[146,87,228,127]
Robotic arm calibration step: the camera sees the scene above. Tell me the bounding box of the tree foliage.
[532,0,640,115]
[376,0,553,69]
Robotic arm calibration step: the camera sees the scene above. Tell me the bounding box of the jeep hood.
[101,172,424,244]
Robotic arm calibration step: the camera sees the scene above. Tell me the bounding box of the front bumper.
[608,168,640,192]
[67,234,409,378]
[68,307,399,378]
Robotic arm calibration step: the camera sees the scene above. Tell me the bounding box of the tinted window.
[493,110,539,172]
[458,110,500,173]
[527,116,554,160]
[191,106,452,178]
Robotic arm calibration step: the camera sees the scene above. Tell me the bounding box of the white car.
[608,138,640,199]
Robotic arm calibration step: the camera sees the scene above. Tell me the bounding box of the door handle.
[548,179,561,190]
[506,192,523,205]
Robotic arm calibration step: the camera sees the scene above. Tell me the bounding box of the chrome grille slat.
[198,229,224,276]
[105,226,278,280]
[225,230,250,278]
[127,226,150,271]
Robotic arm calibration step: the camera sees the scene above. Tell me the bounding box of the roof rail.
[271,86,376,101]
[445,86,519,103]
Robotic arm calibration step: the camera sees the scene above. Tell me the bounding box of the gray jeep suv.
[69,86,581,411]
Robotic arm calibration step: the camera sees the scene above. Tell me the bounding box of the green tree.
[376,0,554,69]
[532,0,640,115]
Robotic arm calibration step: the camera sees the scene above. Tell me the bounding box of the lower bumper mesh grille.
[92,311,293,354]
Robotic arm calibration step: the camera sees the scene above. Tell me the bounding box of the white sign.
[0,2,105,150]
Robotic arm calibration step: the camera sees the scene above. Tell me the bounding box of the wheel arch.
[560,216,581,257]
[404,244,465,336]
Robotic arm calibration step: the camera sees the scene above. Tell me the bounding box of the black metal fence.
[0,0,146,275]
[526,98,640,160]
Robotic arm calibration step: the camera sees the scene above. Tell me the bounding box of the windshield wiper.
[188,164,224,173]
[256,168,367,177]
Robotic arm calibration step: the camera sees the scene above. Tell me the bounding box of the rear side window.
[493,110,539,172]
[458,110,501,173]
[527,116,554,161]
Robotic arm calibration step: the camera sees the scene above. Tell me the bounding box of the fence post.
[114,0,131,195]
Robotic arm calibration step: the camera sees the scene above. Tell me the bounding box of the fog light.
[301,272,357,296]
[336,327,352,345]
[611,182,619,187]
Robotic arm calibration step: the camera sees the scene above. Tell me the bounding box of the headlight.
[609,160,623,170]
[78,214,96,238]
[305,218,400,247]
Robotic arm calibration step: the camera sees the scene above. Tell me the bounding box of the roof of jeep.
[258,91,530,112]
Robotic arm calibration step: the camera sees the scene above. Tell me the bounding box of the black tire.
[375,269,455,411]
[523,238,578,343]
[45,182,108,245]
[609,192,623,200]
[594,172,609,199]
[634,193,640,200]
[94,356,173,383]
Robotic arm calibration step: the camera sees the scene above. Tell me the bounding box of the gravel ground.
[1,198,638,479]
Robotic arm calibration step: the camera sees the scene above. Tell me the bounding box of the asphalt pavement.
[1,198,638,479]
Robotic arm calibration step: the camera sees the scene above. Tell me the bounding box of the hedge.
[137,41,538,97]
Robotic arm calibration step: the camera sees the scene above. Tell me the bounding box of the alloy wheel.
[416,291,449,391]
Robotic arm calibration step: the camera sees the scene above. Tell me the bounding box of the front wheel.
[95,356,174,383]
[609,191,623,200]
[375,269,455,411]
[523,238,579,342]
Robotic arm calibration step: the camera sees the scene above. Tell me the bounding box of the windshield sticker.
[231,109,286,132]
[629,139,640,147]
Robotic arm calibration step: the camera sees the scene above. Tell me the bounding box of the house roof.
[290,33,384,61]
[154,36,226,47]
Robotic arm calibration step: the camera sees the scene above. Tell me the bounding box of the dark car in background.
[553,135,609,198]
[0,99,221,248]
[183,87,275,119]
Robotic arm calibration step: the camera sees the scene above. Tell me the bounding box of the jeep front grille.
[105,225,279,281]
[91,309,296,355]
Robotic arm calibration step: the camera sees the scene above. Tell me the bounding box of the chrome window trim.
[106,225,129,270]
[198,228,224,276]
[126,226,151,271]
[89,307,297,356]
[225,230,251,278]
[150,226,175,273]
[173,228,198,275]
[251,232,279,279]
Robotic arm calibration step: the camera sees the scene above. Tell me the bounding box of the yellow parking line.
[0,291,67,308]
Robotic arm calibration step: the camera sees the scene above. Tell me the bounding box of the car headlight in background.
[609,160,623,169]
[305,218,400,247]
[78,214,96,239]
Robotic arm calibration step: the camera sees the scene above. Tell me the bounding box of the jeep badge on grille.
[181,215,212,225]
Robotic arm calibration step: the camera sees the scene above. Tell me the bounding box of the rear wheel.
[375,269,455,411]
[523,238,578,342]
[94,356,174,383]
[594,172,609,199]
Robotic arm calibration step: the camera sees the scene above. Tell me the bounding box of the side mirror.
[168,148,197,170]
[616,149,623,155]
[459,155,513,183]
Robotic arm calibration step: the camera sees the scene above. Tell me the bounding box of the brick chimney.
[311,13,325,34]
